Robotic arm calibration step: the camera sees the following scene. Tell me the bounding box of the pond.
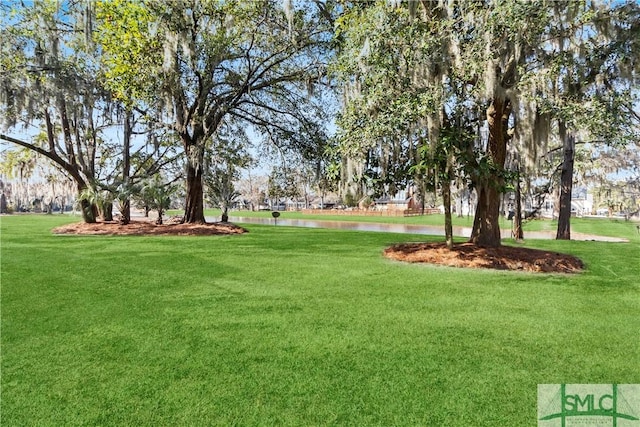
[210,215,627,242]
[221,215,476,238]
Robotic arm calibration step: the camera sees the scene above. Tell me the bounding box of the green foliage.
[334,1,440,156]
[204,131,251,220]
[343,190,356,207]
[268,166,300,204]
[335,0,640,173]
[78,185,117,221]
[205,171,239,219]
[96,0,332,143]
[95,0,162,106]
[0,148,36,180]
[135,176,178,223]
[114,181,136,209]
[517,1,640,151]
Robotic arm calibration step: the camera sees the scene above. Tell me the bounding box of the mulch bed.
[383,242,584,273]
[52,219,248,236]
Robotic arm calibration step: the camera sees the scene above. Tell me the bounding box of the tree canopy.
[333,0,640,246]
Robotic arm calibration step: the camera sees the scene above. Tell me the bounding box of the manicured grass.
[2,214,639,425]
[562,217,639,239]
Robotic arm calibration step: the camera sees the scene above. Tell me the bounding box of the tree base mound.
[384,242,584,273]
[52,219,247,236]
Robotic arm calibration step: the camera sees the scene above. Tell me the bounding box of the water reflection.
[222,215,475,237]
[211,215,627,241]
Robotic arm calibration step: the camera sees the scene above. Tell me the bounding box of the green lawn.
[2,214,639,426]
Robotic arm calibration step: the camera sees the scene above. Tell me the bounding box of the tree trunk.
[101,202,114,221]
[120,200,130,225]
[469,97,511,247]
[121,110,132,224]
[442,179,453,249]
[183,143,206,224]
[513,167,524,240]
[556,123,574,240]
[470,181,503,246]
[79,197,96,223]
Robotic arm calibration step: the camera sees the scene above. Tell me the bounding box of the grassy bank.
[2,215,639,425]
[195,208,639,240]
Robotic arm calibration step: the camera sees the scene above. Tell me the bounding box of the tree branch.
[0,133,87,189]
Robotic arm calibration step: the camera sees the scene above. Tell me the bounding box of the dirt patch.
[384,242,584,273]
[52,218,248,236]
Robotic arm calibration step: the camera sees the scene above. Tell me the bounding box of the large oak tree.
[97,0,334,223]
[334,0,639,247]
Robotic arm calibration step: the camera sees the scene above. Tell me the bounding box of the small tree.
[114,182,139,225]
[135,177,177,225]
[314,145,341,209]
[79,186,116,222]
[268,166,300,210]
[77,186,100,222]
[236,171,268,212]
[204,131,251,222]
[205,168,240,223]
